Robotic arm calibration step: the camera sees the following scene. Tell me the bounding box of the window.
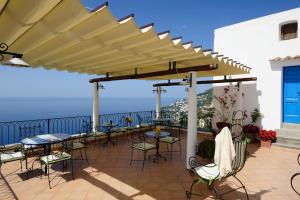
[280,22,298,40]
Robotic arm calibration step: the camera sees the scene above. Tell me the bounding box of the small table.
[21,133,70,173]
[145,131,170,162]
[102,123,118,145]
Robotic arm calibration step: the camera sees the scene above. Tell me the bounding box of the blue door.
[283,66,300,123]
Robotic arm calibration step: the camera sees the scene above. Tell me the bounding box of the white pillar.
[186,71,198,169]
[92,82,99,132]
[156,86,161,119]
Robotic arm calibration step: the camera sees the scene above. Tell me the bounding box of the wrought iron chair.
[40,141,74,189]
[130,131,156,170]
[291,153,300,196]
[68,132,89,164]
[19,125,45,170]
[19,124,44,152]
[0,144,27,175]
[111,116,132,144]
[186,136,249,200]
[82,121,107,148]
[137,114,153,129]
[159,123,181,159]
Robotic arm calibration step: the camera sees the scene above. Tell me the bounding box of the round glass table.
[145,131,170,162]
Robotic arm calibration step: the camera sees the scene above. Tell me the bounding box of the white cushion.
[194,163,220,180]
[0,151,25,162]
[40,152,71,164]
[132,142,156,151]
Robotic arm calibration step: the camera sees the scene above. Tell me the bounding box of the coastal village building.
[213,7,300,148]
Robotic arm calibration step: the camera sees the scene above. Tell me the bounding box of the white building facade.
[213,8,300,131]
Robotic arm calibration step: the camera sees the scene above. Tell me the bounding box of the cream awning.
[0,0,250,80]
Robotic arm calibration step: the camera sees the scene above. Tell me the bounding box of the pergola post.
[156,86,161,119]
[236,82,243,118]
[92,82,99,132]
[186,71,198,169]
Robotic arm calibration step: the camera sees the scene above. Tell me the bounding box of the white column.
[92,82,99,132]
[156,86,161,119]
[186,71,198,169]
[236,82,243,118]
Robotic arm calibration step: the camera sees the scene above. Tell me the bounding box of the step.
[276,128,300,138]
[273,142,300,150]
[282,123,300,129]
[276,136,300,146]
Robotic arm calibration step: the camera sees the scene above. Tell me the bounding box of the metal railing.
[0,110,212,145]
[0,111,155,145]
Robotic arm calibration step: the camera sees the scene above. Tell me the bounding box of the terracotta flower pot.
[260,140,271,148]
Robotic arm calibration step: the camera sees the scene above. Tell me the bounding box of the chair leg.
[20,160,23,172]
[130,148,133,166]
[79,149,83,160]
[211,182,221,200]
[233,175,249,200]
[40,163,43,179]
[142,151,146,171]
[186,179,198,199]
[84,147,89,164]
[71,158,74,180]
[47,164,51,189]
[170,144,173,160]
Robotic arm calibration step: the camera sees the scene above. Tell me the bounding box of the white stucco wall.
[213,7,300,130]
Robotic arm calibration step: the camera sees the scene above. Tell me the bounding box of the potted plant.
[243,108,262,143]
[259,129,276,148]
[243,124,259,143]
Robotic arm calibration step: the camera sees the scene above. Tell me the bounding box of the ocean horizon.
[0,97,177,122]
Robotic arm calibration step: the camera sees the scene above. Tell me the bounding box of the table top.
[145,131,170,138]
[21,133,70,145]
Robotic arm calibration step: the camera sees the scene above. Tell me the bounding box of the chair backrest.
[82,120,93,133]
[130,131,144,144]
[19,124,42,139]
[231,123,243,139]
[227,138,247,177]
[170,124,181,140]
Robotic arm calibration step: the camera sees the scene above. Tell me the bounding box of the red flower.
[259,129,276,141]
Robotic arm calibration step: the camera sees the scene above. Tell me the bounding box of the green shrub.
[196,139,215,159]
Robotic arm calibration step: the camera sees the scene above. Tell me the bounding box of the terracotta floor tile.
[0,132,299,200]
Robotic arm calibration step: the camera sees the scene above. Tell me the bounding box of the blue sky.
[0,0,299,98]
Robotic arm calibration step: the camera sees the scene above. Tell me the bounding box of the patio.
[0,131,299,200]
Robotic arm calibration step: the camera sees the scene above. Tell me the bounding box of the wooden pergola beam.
[89,64,218,83]
[153,77,257,87]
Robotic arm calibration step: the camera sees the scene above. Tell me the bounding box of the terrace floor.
[0,132,299,200]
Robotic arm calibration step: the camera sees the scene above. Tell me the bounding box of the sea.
[0,97,177,122]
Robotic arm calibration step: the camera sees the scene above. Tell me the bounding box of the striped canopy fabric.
[0,0,250,80]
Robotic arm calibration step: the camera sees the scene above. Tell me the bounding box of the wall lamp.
[0,42,30,67]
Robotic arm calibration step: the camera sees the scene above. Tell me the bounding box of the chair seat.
[137,123,152,128]
[160,136,179,143]
[132,142,156,151]
[70,133,87,139]
[71,142,85,150]
[111,127,127,133]
[194,163,220,180]
[0,151,25,163]
[92,131,107,137]
[0,143,22,151]
[40,152,71,165]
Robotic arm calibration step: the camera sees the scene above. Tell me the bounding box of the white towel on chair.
[214,127,236,178]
